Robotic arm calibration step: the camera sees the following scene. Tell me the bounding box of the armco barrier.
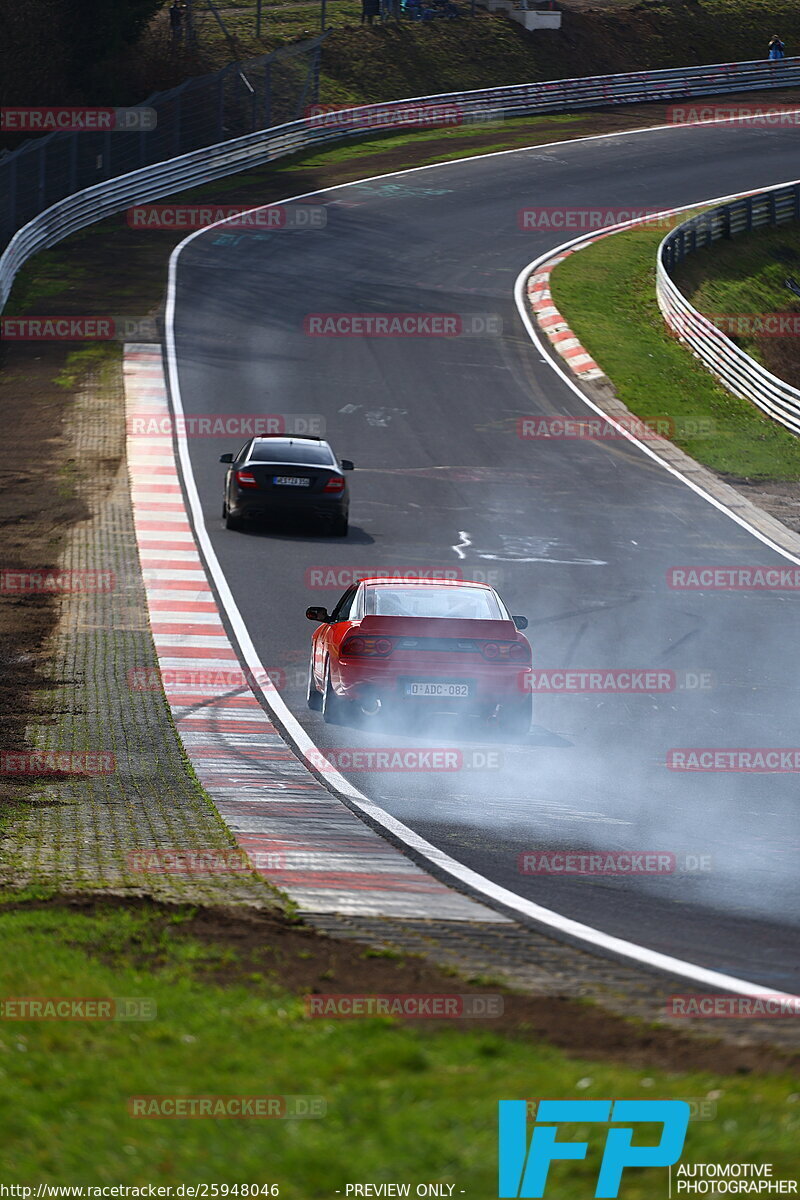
[657,182,800,437]
[3,57,800,311]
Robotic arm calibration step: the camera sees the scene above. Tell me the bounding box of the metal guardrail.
[657,182,800,437]
[3,56,800,312]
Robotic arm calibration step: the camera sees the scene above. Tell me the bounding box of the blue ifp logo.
[498,1099,690,1198]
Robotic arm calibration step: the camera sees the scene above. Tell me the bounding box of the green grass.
[53,345,119,390]
[0,900,798,1190]
[550,221,800,480]
[673,222,800,370]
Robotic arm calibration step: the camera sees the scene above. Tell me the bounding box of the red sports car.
[306,577,532,733]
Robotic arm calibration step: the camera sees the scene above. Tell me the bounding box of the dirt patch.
[0,346,90,802]
[5,892,799,1074]
[721,477,800,532]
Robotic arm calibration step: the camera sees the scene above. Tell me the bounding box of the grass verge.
[549,221,800,480]
[673,222,800,388]
[0,898,798,1188]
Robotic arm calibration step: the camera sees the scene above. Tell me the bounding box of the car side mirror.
[512,615,528,631]
[306,606,331,623]
[219,453,234,464]
[341,459,354,471]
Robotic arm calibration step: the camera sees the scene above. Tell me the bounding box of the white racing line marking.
[164,116,800,999]
[452,530,471,559]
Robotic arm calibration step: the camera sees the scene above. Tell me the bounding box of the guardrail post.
[68,134,78,196]
[217,72,226,141]
[7,155,17,239]
[174,91,183,157]
[746,194,753,232]
[311,45,322,108]
[37,141,47,213]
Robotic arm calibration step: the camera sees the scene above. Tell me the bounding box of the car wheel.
[306,655,322,711]
[225,509,244,531]
[497,697,532,737]
[329,514,348,538]
[322,659,347,725]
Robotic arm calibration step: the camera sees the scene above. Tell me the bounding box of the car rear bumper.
[230,492,347,521]
[334,659,528,708]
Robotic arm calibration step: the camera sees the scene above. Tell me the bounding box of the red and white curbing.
[124,344,503,922]
[527,250,606,382]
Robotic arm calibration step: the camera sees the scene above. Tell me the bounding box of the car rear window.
[249,441,336,465]
[365,585,502,620]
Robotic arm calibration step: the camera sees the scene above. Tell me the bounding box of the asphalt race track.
[170,118,800,991]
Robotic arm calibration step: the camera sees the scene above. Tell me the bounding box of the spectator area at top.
[362,0,562,30]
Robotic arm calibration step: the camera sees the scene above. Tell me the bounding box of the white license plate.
[273,476,310,487]
[405,681,470,698]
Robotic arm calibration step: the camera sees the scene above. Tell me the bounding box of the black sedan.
[220,436,353,535]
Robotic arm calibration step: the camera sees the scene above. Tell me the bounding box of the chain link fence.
[0,34,327,246]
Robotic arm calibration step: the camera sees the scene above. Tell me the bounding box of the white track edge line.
[162,124,800,1000]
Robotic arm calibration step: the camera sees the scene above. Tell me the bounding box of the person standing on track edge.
[768,34,786,59]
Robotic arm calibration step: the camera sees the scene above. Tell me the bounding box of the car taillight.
[480,641,528,661]
[342,636,394,657]
[323,475,345,493]
[235,470,258,488]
